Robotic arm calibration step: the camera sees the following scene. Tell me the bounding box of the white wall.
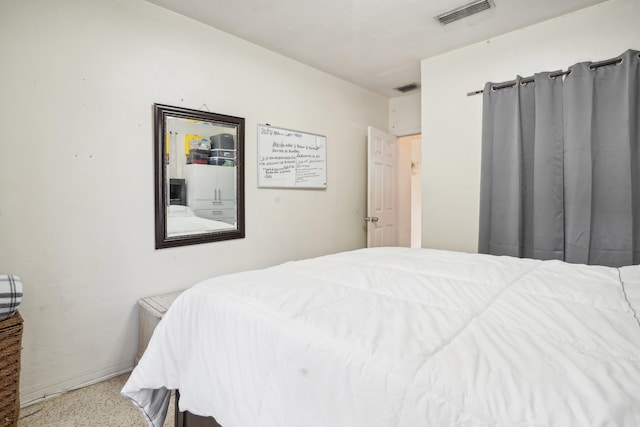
[389,92,421,136]
[420,0,640,252]
[0,0,388,403]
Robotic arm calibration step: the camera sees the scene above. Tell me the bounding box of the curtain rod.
[466,57,623,97]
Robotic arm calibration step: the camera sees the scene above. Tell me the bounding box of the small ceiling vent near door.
[394,82,421,93]
[435,0,493,25]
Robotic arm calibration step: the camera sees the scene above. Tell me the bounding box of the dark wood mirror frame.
[154,103,245,249]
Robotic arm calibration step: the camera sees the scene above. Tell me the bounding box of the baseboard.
[20,359,134,407]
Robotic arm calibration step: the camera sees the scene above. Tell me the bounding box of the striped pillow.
[0,274,22,321]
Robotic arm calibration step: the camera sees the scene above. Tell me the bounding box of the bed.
[122,247,640,426]
[166,205,233,237]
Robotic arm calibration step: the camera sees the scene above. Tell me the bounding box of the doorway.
[366,126,421,248]
[397,134,421,248]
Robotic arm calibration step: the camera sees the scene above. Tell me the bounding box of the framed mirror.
[154,104,245,249]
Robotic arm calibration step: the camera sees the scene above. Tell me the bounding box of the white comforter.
[166,205,233,237]
[122,248,640,427]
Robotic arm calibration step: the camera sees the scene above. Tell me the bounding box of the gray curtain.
[479,49,640,267]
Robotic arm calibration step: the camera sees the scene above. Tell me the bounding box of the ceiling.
[145,0,608,97]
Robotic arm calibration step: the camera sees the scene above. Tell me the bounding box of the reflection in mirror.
[154,104,244,249]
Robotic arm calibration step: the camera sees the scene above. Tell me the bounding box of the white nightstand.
[136,290,184,364]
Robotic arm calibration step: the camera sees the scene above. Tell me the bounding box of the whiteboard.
[257,124,327,189]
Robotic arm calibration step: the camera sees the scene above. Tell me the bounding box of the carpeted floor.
[18,373,175,427]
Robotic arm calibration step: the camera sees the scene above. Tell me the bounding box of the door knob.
[364,217,379,223]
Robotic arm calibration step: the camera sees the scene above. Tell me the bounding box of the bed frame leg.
[174,391,223,427]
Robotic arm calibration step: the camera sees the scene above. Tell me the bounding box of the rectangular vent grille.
[394,82,421,93]
[436,0,492,25]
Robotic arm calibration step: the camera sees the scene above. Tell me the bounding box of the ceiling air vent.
[435,0,493,25]
[394,82,421,93]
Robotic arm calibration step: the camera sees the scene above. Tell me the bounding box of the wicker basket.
[0,312,23,427]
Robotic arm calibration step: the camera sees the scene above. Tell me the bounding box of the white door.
[367,126,398,247]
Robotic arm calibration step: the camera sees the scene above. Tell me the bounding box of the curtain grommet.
[589,57,623,70]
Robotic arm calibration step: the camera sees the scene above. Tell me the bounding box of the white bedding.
[122,247,640,427]
[166,205,232,236]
